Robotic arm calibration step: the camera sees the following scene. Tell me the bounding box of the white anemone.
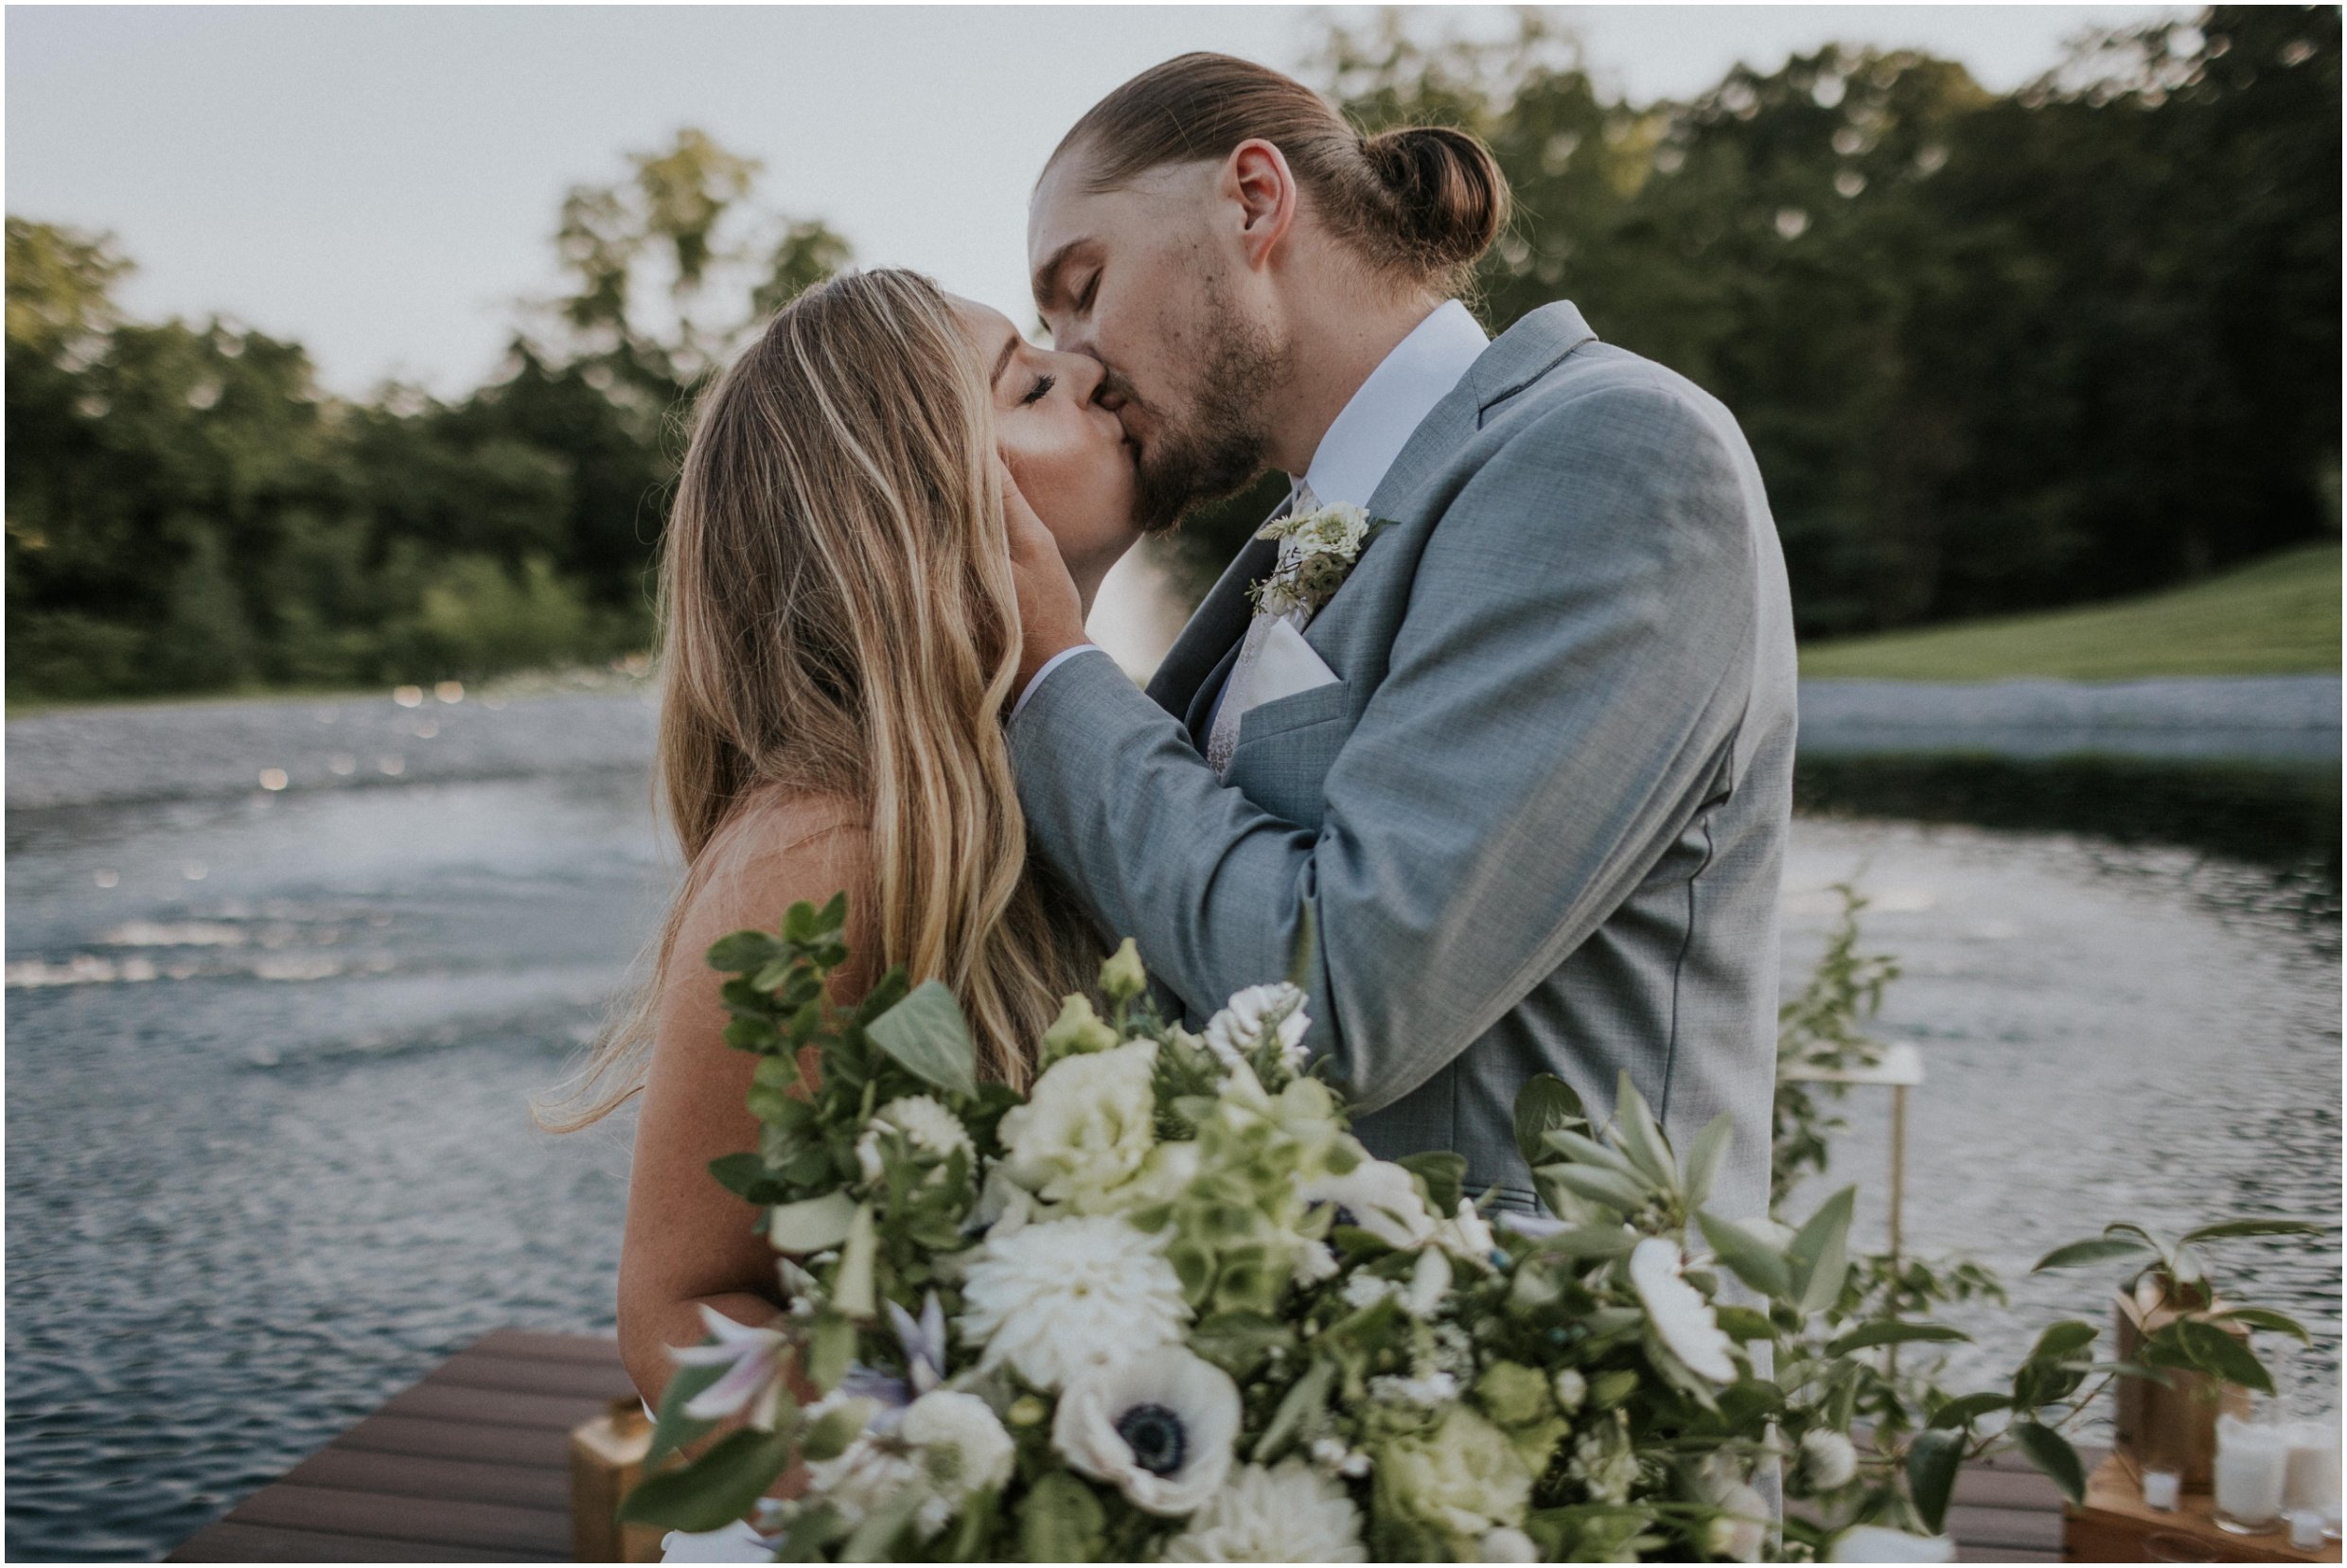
[1298,1157,1439,1249]
[1052,1345,1243,1516]
[1161,1458,1368,1561]
[958,1215,1189,1390]
[1628,1237,1738,1383]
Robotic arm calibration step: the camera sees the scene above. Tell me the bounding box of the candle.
[2215,1413,2290,1535]
[2142,1468,2182,1511]
[2289,1510,2325,1550]
[2283,1421,2340,1519]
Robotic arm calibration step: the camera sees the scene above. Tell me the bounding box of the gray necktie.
[1206,479,1318,778]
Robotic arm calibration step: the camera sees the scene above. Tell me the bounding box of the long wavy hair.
[537,268,1099,1130]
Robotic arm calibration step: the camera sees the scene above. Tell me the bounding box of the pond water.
[5,706,2338,1561]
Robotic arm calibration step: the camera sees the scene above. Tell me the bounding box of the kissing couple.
[546,51,1797,1558]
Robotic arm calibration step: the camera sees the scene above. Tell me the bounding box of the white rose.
[997,1039,1159,1209]
[900,1389,1015,1497]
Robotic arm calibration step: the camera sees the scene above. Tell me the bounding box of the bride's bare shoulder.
[671,789,874,980]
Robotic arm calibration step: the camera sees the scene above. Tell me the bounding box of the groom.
[1004,54,1797,1224]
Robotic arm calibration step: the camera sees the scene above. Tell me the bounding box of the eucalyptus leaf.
[619,1427,796,1531]
[2026,1320,2099,1365]
[1696,1210,1793,1300]
[768,1189,858,1254]
[1681,1115,1733,1210]
[2011,1421,2087,1503]
[1396,1151,1467,1216]
[865,979,978,1098]
[1539,1163,1650,1215]
[1513,1074,1589,1167]
[1788,1188,1856,1315]
[1611,1072,1678,1190]
[705,929,784,975]
[644,1359,729,1470]
[707,1152,783,1202]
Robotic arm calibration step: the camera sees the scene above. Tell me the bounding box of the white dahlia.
[997,1039,1159,1209]
[1628,1237,1738,1383]
[854,1094,978,1186]
[958,1214,1189,1390]
[1161,1458,1368,1561]
[1052,1345,1242,1516]
[1202,983,1312,1074]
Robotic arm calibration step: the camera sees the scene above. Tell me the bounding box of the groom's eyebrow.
[1031,239,1085,310]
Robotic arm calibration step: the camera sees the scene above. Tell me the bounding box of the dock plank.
[168,1326,2092,1562]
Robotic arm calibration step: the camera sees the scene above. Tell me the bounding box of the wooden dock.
[166,1327,2072,1562]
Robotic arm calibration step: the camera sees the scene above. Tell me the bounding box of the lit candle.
[2215,1413,2290,1536]
[2288,1509,2324,1549]
[2142,1468,2182,1511]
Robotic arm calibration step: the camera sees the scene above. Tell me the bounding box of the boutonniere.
[1246,502,1395,620]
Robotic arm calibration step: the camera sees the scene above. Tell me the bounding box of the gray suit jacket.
[1009,301,1796,1223]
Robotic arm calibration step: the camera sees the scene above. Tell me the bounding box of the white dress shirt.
[1015,298,1490,719]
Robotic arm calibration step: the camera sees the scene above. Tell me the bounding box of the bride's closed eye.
[1019,374,1057,408]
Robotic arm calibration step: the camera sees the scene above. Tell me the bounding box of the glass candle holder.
[2213,1409,2289,1536]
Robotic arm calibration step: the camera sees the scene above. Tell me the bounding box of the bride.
[538,268,1145,1559]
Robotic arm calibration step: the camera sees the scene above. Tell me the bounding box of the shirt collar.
[1295,298,1490,511]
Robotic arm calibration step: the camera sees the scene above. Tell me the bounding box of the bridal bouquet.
[622,898,2310,1562]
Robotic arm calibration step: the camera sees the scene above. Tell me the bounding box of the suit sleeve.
[1007,382,1759,1113]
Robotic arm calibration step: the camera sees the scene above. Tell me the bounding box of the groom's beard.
[1121,294,1291,535]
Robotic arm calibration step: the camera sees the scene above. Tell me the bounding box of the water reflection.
[3,746,2338,1560]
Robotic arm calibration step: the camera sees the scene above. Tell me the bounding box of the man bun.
[1360,125,1509,273]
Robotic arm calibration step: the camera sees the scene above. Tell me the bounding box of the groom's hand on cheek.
[999,461,1088,703]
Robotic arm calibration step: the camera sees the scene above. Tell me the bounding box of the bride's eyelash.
[1020,374,1056,408]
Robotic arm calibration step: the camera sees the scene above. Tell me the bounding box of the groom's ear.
[1221,138,1297,272]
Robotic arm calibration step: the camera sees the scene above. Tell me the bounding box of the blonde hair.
[538,268,1098,1130]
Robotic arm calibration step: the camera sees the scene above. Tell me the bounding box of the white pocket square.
[1248,618,1341,707]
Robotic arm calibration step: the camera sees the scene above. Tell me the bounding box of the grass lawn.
[1798,544,2342,682]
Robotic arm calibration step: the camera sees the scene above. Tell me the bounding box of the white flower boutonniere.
[1248,502,1391,621]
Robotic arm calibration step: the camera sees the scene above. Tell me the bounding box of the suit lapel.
[1145,525,1279,729]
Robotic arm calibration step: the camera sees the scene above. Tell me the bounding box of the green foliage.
[1162,9,2340,641]
[1773,882,1899,1205]
[7,125,851,704]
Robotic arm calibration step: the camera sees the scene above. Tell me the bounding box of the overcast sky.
[8,5,2177,397]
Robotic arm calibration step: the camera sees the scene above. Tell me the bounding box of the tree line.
[6,7,2336,701]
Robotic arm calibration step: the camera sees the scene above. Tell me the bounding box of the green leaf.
[2027,1320,2100,1365]
[1517,1224,1640,1260]
[1829,1321,1971,1355]
[620,1426,796,1531]
[1788,1188,1856,1315]
[1255,1355,1336,1461]
[1716,1305,1775,1343]
[767,1189,858,1253]
[1906,1428,1965,1535]
[1539,1163,1651,1215]
[707,1152,780,1201]
[643,1359,730,1470]
[1396,1151,1467,1216]
[2032,1236,2158,1273]
[2173,1318,2276,1395]
[1696,1210,1793,1300]
[2011,1421,2087,1503]
[1286,898,1319,991]
[773,1502,847,1561]
[832,1201,877,1318]
[2179,1218,2331,1245]
[1540,1128,1651,1185]
[1189,1312,1297,1378]
[1611,1072,1678,1190]
[864,979,978,1098]
[842,1479,928,1561]
[1681,1115,1733,1210]
[2208,1306,2313,1343]
[800,1398,869,1462]
[1928,1391,2012,1430]
[1513,1074,1588,1167]
[705,929,784,975]
[1019,1471,1106,1562]
[804,1312,855,1393]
